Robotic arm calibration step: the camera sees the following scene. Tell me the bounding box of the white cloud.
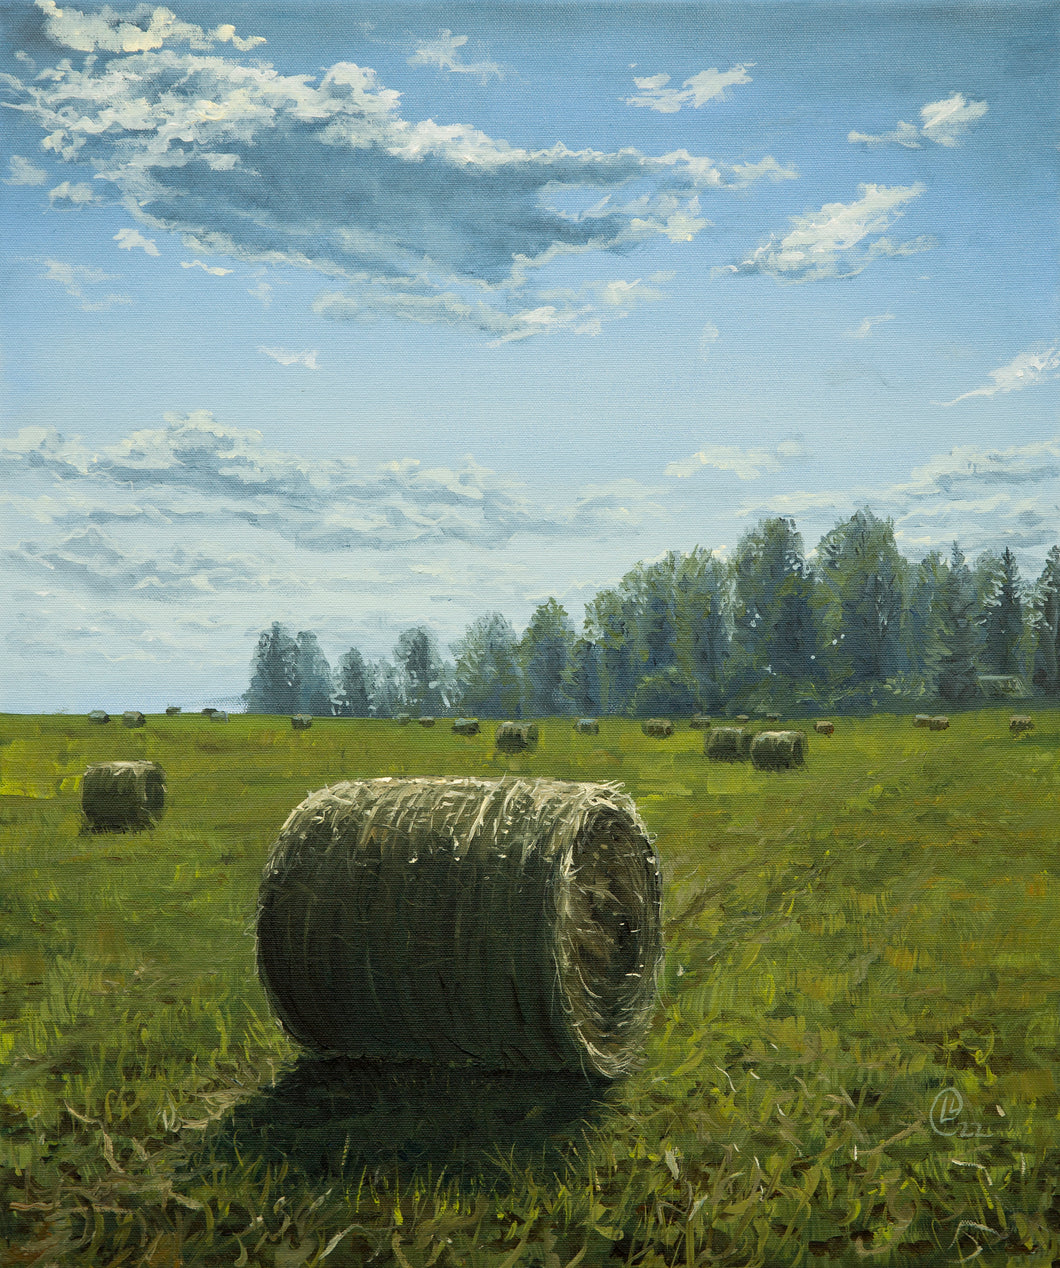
[408,29,502,81]
[5,10,789,339]
[114,226,159,255]
[849,92,988,148]
[259,346,320,369]
[42,258,131,310]
[5,155,47,185]
[666,439,807,481]
[248,281,272,306]
[698,322,720,359]
[181,260,233,276]
[725,183,931,282]
[48,179,97,205]
[626,64,753,113]
[940,343,1060,405]
[845,313,894,339]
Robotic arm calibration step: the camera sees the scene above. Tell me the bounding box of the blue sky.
[1,0,1057,711]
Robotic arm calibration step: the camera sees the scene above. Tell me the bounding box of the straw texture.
[256,776,663,1079]
[81,760,166,831]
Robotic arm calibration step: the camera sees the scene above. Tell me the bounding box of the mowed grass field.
[1,708,1059,1268]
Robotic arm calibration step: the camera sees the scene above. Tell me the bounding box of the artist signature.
[929,1087,996,1138]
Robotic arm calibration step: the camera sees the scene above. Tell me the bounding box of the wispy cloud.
[408,29,502,82]
[48,180,97,205]
[626,64,754,113]
[181,260,233,276]
[940,343,1060,405]
[666,438,807,480]
[698,323,720,359]
[260,346,320,369]
[114,227,159,255]
[5,4,789,340]
[845,313,894,339]
[42,258,131,310]
[5,155,46,185]
[849,92,988,148]
[723,183,931,282]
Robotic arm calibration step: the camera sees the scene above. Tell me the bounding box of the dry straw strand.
[255,776,663,1079]
[81,760,166,831]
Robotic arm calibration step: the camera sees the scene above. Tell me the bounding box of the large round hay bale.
[291,714,313,730]
[750,730,807,771]
[495,721,538,753]
[689,714,711,730]
[81,760,166,831]
[641,718,674,738]
[87,710,110,724]
[122,710,146,728]
[705,727,752,762]
[452,718,480,736]
[574,718,600,735]
[256,777,663,1079]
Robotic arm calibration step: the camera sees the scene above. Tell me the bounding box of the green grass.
[1,708,1058,1267]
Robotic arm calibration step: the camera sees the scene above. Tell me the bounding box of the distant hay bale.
[979,674,1028,699]
[395,714,412,725]
[574,718,600,735]
[201,707,218,717]
[766,713,781,723]
[705,727,752,762]
[291,715,313,730]
[87,710,110,725]
[418,716,436,728]
[452,718,480,736]
[751,730,807,771]
[641,718,674,738]
[81,760,166,832]
[165,706,181,716]
[1009,715,1034,734]
[122,710,146,728]
[689,714,711,730]
[913,714,932,728]
[813,720,835,735]
[735,714,751,723]
[495,721,539,753]
[928,715,950,731]
[255,776,663,1079]
[209,710,229,723]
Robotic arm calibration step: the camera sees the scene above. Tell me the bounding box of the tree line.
[243,509,1060,718]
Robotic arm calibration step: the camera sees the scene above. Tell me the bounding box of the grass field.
[1,708,1059,1267]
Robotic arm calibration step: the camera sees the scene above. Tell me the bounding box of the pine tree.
[1032,545,1060,694]
[452,613,522,718]
[978,548,1024,676]
[932,544,980,703]
[520,599,576,717]
[243,622,300,714]
[295,631,334,716]
[335,647,374,717]
[394,626,449,715]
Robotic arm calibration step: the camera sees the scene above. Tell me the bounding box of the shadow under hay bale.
[641,718,673,738]
[495,721,538,753]
[705,727,752,762]
[192,1055,608,1192]
[452,718,480,735]
[256,777,663,1080]
[574,718,600,735]
[689,714,711,730]
[291,714,312,730]
[81,760,165,832]
[750,730,807,771]
[121,710,146,728]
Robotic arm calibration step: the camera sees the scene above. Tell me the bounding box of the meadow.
[1,708,1058,1267]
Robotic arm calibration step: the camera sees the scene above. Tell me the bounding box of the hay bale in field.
[122,710,146,728]
[574,718,600,735]
[291,714,313,730]
[81,760,166,832]
[735,714,751,723]
[418,716,436,728]
[705,727,752,762]
[87,710,110,724]
[255,776,663,1079]
[813,720,835,735]
[1009,715,1034,734]
[201,707,218,717]
[495,721,538,753]
[689,714,711,730]
[766,713,781,723]
[641,718,674,738]
[452,718,480,736]
[165,706,181,716]
[928,715,950,730]
[395,713,412,725]
[913,714,932,728]
[210,710,229,723]
[751,730,807,771]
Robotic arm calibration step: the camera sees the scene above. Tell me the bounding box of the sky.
[0,0,1057,712]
